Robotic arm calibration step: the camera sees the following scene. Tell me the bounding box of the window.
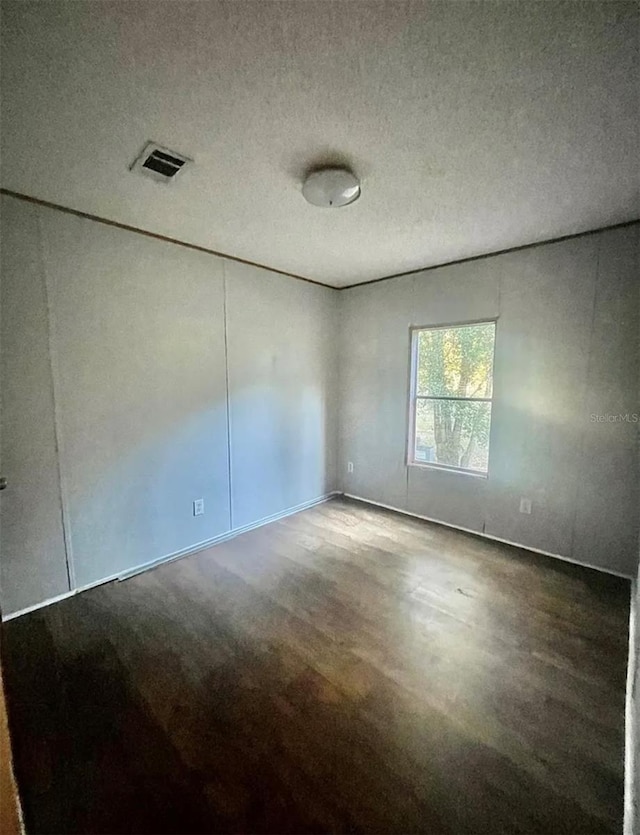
[408,321,496,475]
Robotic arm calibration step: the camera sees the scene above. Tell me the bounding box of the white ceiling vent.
[130,141,192,184]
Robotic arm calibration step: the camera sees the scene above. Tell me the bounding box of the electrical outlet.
[347,461,354,473]
[193,498,205,516]
[519,497,532,515]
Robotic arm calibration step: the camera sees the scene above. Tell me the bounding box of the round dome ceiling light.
[302,167,360,208]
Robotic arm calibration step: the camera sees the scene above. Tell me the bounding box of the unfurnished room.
[0,2,638,833]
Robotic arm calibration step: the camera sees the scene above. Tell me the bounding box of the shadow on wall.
[485,396,638,565]
[230,385,328,523]
[64,379,331,588]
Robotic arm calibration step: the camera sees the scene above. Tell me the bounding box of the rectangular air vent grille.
[130,141,192,183]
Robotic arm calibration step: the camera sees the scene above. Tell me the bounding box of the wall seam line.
[222,260,234,531]
[569,237,600,563]
[36,208,77,591]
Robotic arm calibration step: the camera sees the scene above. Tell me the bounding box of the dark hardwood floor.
[2,497,630,834]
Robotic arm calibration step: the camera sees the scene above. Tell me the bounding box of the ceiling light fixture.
[302,167,360,208]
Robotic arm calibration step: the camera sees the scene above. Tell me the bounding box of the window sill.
[407,462,488,479]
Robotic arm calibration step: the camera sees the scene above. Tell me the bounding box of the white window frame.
[407,319,497,477]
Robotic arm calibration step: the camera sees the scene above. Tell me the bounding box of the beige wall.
[0,199,69,611]
[1,191,637,618]
[339,225,640,576]
[0,195,339,615]
[225,259,338,528]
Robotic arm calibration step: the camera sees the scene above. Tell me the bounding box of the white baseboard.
[2,491,340,621]
[624,578,638,835]
[4,489,629,621]
[342,493,634,580]
[1,589,77,621]
[117,490,341,581]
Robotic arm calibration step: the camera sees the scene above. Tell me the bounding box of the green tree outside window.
[411,322,495,473]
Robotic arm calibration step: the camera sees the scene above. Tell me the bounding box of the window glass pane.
[414,399,491,472]
[416,323,495,398]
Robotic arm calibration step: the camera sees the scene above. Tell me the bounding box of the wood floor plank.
[2,497,630,833]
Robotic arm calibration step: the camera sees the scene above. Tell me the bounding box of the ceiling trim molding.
[2,188,637,292]
[0,188,338,290]
[341,217,640,290]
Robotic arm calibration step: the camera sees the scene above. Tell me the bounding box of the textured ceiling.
[1,0,638,287]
